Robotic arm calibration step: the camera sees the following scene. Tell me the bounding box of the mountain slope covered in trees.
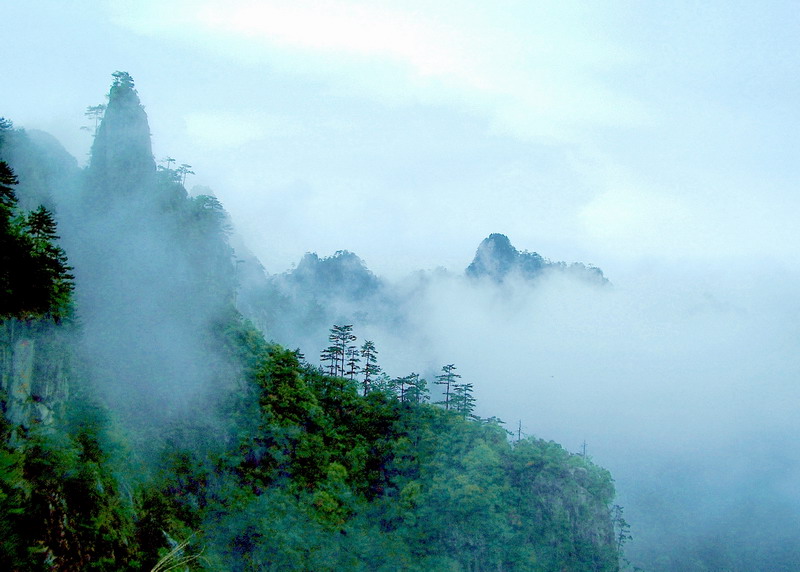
[0,73,624,570]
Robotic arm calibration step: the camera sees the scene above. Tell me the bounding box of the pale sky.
[4,1,799,277]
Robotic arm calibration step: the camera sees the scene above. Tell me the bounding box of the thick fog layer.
[244,249,800,568]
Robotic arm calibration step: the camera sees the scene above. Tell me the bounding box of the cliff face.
[413,429,621,571]
[0,320,71,427]
[87,72,156,206]
[511,440,618,569]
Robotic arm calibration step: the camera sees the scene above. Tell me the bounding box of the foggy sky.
[5,1,800,278]
[5,2,800,568]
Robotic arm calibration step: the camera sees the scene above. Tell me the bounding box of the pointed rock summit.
[466,233,607,284]
[466,233,541,281]
[87,72,156,203]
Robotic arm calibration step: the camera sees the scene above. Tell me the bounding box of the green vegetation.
[133,342,620,571]
[0,120,73,322]
[0,73,622,570]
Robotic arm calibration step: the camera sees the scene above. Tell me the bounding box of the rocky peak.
[466,233,535,281]
[87,72,156,204]
[465,233,607,284]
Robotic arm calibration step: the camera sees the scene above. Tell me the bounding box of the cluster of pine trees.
[319,324,476,417]
[0,72,623,570]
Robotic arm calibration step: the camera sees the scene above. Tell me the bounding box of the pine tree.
[370,372,393,395]
[24,206,74,320]
[0,161,21,317]
[81,104,106,136]
[0,160,18,219]
[320,347,337,376]
[345,346,360,380]
[177,163,195,186]
[111,70,135,89]
[0,163,73,320]
[391,374,411,403]
[611,504,632,557]
[323,325,357,377]
[359,340,381,396]
[434,364,461,411]
[451,382,476,419]
[405,373,429,404]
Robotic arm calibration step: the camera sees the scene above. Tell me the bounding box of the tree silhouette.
[320,347,337,376]
[81,104,106,135]
[0,160,19,215]
[321,325,357,377]
[392,374,411,403]
[176,163,195,186]
[0,163,73,320]
[111,70,135,89]
[611,504,632,553]
[405,373,429,404]
[359,340,381,395]
[451,382,476,419]
[434,364,461,411]
[345,346,360,380]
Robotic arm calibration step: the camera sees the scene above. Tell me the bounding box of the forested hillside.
[0,73,624,570]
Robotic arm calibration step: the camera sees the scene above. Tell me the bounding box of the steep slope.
[50,74,242,440]
[0,121,75,427]
[85,72,156,206]
[0,126,79,212]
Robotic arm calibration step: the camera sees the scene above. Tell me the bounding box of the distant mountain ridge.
[466,233,608,284]
[236,233,609,356]
[288,250,381,300]
[273,233,607,290]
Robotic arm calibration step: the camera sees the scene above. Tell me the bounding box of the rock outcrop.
[0,320,71,427]
[466,233,608,284]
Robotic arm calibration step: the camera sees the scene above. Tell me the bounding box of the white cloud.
[182,110,302,149]
[102,0,800,270]
[110,0,649,143]
[579,185,692,255]
[196,0,464,77]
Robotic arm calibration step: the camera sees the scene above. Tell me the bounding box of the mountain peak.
[465,233,520,281]
[87,71,156,203]
[288,250,380,299]
[465,234,607,284]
